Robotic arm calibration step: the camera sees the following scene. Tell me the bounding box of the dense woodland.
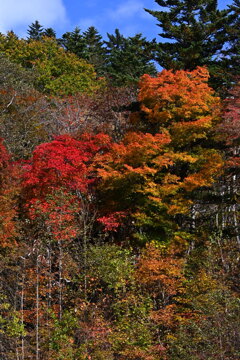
[0,0,239,359]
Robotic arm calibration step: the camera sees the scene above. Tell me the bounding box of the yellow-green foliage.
[0,32,104,96]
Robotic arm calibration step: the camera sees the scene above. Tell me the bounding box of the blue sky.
[0,0,233,40]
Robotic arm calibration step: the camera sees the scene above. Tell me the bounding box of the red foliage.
[219,81,240,145]
[23,133,111,196]
[97,211,127,232]
[0,138,10,168]
[217,81,240,170]
[22,133,111,240]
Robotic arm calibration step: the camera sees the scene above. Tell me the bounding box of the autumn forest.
[0,0,239,359]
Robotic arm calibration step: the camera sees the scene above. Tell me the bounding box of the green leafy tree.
[0,35,103,96]
[169,234,240,360]
[0,55,51,158]
[0,294,25,359]
[49,311,78,360]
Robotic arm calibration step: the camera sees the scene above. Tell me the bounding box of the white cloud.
[108,0,144,20]
[0,0,67,35]
[74,0,159,39]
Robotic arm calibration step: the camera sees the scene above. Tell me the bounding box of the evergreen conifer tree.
[60,27,86,58]
[27,20,44,40]
[104,29,157,86]
[145,0,228,71]
[222,0,240,78]
[43,28,56,39]
[105,28,126,51]
[82,26,107,75]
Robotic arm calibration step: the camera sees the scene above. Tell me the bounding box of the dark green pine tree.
[208,0,240,94]
[145,0,228,71]
[60,27,86,58]
[82,26,107,75]
[104,29,157,86]
[43,27,56,38]
[105,28,126,51]
[27,20,44,40]
[222,0,240,79]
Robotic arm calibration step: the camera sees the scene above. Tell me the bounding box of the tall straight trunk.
[47,244,52,359]
[232,172,240,247]
[21,257,25,360]
[16,343,19,360]
[14,273,20,360]
[36,248,39,360]
[232,203,240,247]
[58,240,63,320]
[83,219,88,301]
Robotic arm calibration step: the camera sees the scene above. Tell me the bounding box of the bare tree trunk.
[58,240,63,320]
[232,203,240,247]
[16,342,19,360]
[36,248,39,360]
[47,243,52,359]
[14,273,20,360]
[232,172,240,247]
[21,257,25,360]
[83,225,88,301]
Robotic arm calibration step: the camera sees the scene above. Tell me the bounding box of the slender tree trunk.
[36,248,39,360]
[14,273,20,360]
[83,222,88,301]
[58,240,63,320]
[21,257,25,360]
[16,342,19,360]
[232,172,240,247]
[232,203,240,247]
[47,243,52,359]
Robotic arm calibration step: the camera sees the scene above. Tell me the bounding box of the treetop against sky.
[0,0,233,40]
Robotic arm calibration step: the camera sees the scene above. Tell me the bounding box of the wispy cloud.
[74,0,159,39]
[75,1,147,36]
[108,0,144,21]
[0,0,68,36]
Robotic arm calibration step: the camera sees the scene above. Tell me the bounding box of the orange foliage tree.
[135,243,188,356]
[135,66,221,145]
[96,68,223,244]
